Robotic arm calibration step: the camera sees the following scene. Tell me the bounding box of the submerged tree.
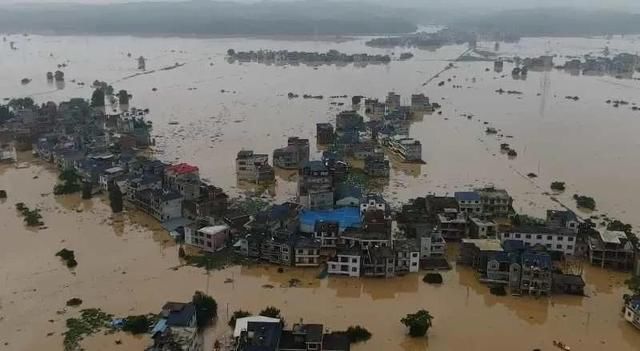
[118,90,129,105]
[81,182,92,199]
[91,88,105,107]
[192,291,217,328]
[108,183,123,213]
[259,306,282,319]
[401,310,434,337]
[228,310,251,328]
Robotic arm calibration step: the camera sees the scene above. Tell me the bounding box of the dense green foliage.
[228,310,251,328]
[118,90,129,105]
[573,194,596,210]
[192,291,217,328]
[401,310,434,337]
[550,181,566,191]
[63,308,112,351]
[108,183,123,213]
[15,202,44,226]
[54,170,82,195]
[91,88,105,107]
[56,248,78,268]
[81,182,92,199]
[626,276,640,295]
[423,273,443,284]
[259,306,282,319]
[122,315,151,334]
[345,325,372,343]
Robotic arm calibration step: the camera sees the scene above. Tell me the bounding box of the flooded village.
[2,30,640,351]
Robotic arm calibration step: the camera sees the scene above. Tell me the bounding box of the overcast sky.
[0,0,637,11]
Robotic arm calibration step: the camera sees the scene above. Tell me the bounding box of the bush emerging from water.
[345,325,372,343]
[573,194,596,210]
[192,291,217,328]
[228,310,252,328]
[490,286,507,296]
[550,181,566,191]
[423,273,443,284]
[401,310,434,337]
[66,298,83,307]
[56,248,78,268]
[122,315,151,335]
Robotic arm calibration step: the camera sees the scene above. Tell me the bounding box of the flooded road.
[1,162,639,351]
[1,33,640,350]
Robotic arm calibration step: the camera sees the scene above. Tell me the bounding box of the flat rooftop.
[462,238,503,252]
[598,229,627,244]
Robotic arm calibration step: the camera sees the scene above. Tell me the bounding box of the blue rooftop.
[166,302,196,327]
[455,191,481,202]
[300,207,361,233]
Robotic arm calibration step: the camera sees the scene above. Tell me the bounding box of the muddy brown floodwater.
[1,160,639,351]
[2,34,640,350]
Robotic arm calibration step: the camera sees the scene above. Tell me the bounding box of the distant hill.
[451,8,640,37]
[0,1,417,36]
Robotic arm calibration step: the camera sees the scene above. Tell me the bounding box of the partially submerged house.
[273,137,310,169]
[236,150,275,183]
[588,229,635,270]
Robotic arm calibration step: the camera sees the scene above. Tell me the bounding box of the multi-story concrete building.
[327,247,361,277]
[455,191,482,216]
[410,93,433,115]
[437,209,467,240]
[385,136,422,162]
[165,163,200,200]
[297,161,333,210]
[500,226,577,256]
[588,229,636,269]
[292,234,321,267]
[273,137,310,169]
[362,246,396,278]
[624,296,640,330]
[546,209,579,233]
[509,251,553,296]
[363,152,390,178]
[313,220,340,249]
[316,123,334,145]
[364,98,385,120]
[185,225,230,253]
[394,240,420,273]
[132,188,183,222]
[418,228,446,258]
[476,186,513,218]
[385,92,401,112]
[468,217,497,238]
[236,150,275,183]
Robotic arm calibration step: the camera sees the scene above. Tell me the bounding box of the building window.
[567,245,573,250]
[556,244,563,249]
[352,258,358,263]
[557,236,563,241]
[547,236,553,240]
[525,234,531,239]
[536,235,542,239]
[568,237,574,242]
[504,233,510,238]
[352,267,357,272]
[515,234,521,239]
[411,262,417,266]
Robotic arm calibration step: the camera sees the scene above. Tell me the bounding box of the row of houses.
[234,316,350,351]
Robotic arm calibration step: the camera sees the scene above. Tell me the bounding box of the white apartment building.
[500,226,577,255]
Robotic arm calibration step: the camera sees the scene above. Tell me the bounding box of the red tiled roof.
[167,163,199,175]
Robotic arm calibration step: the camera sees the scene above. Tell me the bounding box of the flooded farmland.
[1,33,640,350]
